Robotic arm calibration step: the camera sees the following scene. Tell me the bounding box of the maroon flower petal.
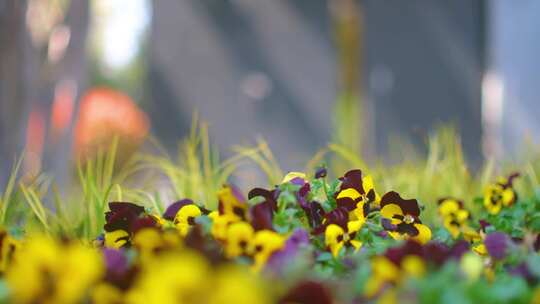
[104,202,145,232]
[250,202,274,231]
[385,240,423,265]
[449,240,470,259]
[248,187,278,211]
[338,169,365,194]
[131,216,158,234]
[380,191,420,217]
[336,197,358,211]
[423,242,449,266]
[280,281,333,304]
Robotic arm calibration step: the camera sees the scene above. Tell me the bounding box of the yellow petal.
[371,256,400,281]
[456,209,469,222]
[362,175,375,192]
[502,188,515,207]
[438,200,460,217]
[472,244,487,256]
[349,240,362,251]
[388,231,405,241]
[380,204,403,222]
[325,224,345,257]
[412,224,431,244]
[104,230,129,249]
[460,252,483,281]
[347,219,364,234]
[337,188,361,200]
[402,255,426,278]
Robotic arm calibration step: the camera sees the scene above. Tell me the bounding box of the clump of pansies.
[2,168,540,303]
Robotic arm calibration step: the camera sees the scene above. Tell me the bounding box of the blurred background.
[1,0,539,188]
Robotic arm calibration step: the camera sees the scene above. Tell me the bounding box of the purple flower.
[163,199,194,220]
[103,248,128,274]
[266,229,309,272]
[315,167,327,179]
[485,232,509,260]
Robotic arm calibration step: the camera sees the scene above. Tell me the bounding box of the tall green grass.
[3,120,540,238]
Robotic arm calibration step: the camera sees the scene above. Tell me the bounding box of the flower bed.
[2,168,540,303]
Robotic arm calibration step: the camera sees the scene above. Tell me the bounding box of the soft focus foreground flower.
[126,250,210,304]
[460,252,484,281]
[483,173,519,215]
[208,265,271,304]
[0,230,20,273]
[365,241,426,298]
[266,229,309,272]
[380,191,431,244]
[6,236,103,304]
[132,228,183,262]
[280,280,333,304]
[437,198,471,238]
[484,232,509,260]
[126,249,270,304]
[252,230,286,272]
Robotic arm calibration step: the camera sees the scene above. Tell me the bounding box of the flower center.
[403,214,415,224]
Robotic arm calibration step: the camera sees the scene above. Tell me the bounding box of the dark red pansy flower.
[131,216,159,234]
[248,187,278,211]
[312,207,349,235]
[104,202,145,232]
[280,280,333,304]
[248,187,279,231]
[334,169,366,211]
[384,240,423,265]
[250,202,274,231]
[380,191,420,217]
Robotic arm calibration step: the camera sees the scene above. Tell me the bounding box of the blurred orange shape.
[51,79,76,136]
[74,87,149,160]
[25,106,46,176]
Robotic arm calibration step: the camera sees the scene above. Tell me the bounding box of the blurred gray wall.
[148,0,485,168]
[148,0,336,169]
[491,0,540,153]
[363,0,485,164]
